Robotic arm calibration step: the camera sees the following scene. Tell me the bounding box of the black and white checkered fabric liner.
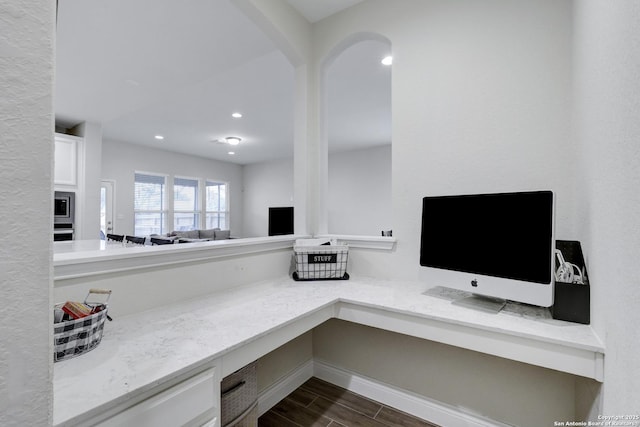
[293,245,348,280]
[53,305,108,362]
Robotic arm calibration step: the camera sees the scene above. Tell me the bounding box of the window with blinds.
[174,177,199,231]
[133,174,230,235]
[134,173,167,235]
[205,181,228,229]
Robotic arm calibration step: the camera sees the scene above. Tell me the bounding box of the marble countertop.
[53,276,604,426]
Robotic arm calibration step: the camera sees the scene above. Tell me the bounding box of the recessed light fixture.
[154,135,164,140]
[228,151,235,155]
[231,112,243,118]
[225,136,241,146]
[381,56,393,66]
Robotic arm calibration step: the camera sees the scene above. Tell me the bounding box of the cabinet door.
[97,368,218,427]
[54,137,77,185]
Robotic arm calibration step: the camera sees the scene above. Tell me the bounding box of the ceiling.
[55,0,390,165]
[285,0,364,23]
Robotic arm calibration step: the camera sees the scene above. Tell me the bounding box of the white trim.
[54,235,310,280]
[313,359,510,427]
[315,234,396,250]
[257,359,314,416]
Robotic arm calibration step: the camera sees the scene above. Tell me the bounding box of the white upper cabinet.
[54,135,78,186]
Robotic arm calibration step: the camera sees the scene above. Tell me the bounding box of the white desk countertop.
[53,276,604,426]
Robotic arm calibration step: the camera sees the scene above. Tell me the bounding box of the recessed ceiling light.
[154,135,164,140]
[228,151,235,155]
[381,56,393,66]
[225,136,241,146]
[231,112,243,118]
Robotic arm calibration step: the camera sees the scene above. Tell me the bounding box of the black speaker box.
[552,240,590,324]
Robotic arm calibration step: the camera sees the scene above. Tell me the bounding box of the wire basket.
[293,244,349,281]
[53,289,112,362]
[221,362,257,427]
[54,305,108,362]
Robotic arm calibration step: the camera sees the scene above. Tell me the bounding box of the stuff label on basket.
[293,239,349,281]
[308,254,337,263]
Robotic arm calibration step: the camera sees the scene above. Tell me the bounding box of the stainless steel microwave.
[54,191,75,224]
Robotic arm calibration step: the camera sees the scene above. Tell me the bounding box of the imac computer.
[420,190,555,312]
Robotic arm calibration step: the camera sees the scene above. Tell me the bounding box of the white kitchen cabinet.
[54,135,78,186]
[96,368,219,427]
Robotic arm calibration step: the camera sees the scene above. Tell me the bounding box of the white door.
[100,180,115,238]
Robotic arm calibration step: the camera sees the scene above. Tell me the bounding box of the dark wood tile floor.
[258,377,439,427]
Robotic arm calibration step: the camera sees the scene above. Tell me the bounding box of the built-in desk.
[53,276,604,426]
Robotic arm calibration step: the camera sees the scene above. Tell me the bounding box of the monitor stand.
[452,294,507,314]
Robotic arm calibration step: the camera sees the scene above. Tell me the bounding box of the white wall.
[573,0,640,416]
[307,1,581,424]
[257,332,312,394]
[101,139,244,236]
[0,1,54,426]
[314,0,575,281]
[243,157,294,237]
[314,320,577,427]
[328,145,391,235]
[239,4,583,424]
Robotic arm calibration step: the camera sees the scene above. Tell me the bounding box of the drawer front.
[225,403,257,427]
[221,363,257,426]
[98,368,217,427]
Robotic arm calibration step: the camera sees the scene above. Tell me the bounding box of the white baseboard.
[257,359,314,416]
[257,358,508,427]
[313,359,509,427]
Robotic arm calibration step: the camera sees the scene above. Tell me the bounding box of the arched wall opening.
[318,32,393,237]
